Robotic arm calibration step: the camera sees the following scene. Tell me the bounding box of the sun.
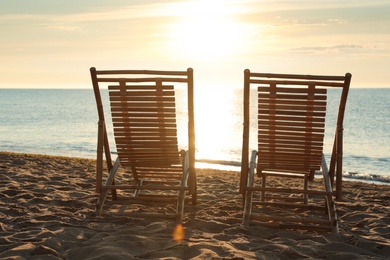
[164,1,249,61]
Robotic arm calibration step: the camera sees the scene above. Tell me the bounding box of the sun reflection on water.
[194,87,242,162]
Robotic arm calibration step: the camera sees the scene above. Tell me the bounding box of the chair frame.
[240,70,351,232]
[90,67,196,223]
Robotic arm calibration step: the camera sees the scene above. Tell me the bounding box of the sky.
[1,0,390,89]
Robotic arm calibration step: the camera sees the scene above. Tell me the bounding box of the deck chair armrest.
[95,120,105,193]
[248,150,258,186]
[322,154,333,193]
[181,150,190,186]
[96,120,104,158]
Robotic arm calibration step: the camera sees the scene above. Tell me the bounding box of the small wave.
[196,159,241,167]
[343,171,390,184]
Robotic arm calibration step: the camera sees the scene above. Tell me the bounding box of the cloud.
[290,44,364,54]
[45,25,82,32]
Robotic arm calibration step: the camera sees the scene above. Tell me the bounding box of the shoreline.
[1,151,389,259]
[2,150,389,185]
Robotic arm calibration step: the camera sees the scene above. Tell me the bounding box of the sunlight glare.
[165,0,250,61]
[195,87,241,161]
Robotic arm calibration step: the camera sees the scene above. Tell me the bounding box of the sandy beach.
[0,152,389,259]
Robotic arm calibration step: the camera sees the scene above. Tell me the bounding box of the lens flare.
[172,224,185,242]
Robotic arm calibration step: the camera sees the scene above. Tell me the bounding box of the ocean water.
[0,88,389,184]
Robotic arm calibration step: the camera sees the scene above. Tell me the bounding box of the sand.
[0,152,389,259]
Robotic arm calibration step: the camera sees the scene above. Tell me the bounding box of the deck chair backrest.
[241,70,351,199]
[108,80,180,167]
[257,82,327,174]
[90,68,195,175]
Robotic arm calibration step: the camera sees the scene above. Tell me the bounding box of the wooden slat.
[257,165,322,171]
[109,90,176,97]
[259,93,327,100]
[110,103,176,109]
[116,146,179,152]
[114,132,178,137]
[116,148,179,153]
[258,130,324,137]
[120,159,180,164]
[257,166,321,171]
[254,202,326,211]
[257,161,321,166]
[258,156,322,162]
[258,115,325,123]
[258,125,325,132]
[258,86,327,93]
[98,77,188,83]
[258,110,326,118]
[109,84,174,90]
[136,174,182,177]
[96,69,189,76]
[111,107,176,113]
[114,134,178,139]
[113,127,176,131]
[258,163,321,169]
[258,153,323,160]
[250,72,346,81]
[252,79,344,87]
[258,172,307,178]
[118,158,180,163]
[110,96,175,102]
[259,139,324,146]
[246,186,331,195]
[116,150,181,156]
[113,124,177,128]
[257,99,326,106]
[112,116,176,121]
[258,120,325,128]
[258,159,322,164]
[113,119,176,124]
[115,138,177,143]
[258,104,326,111]
[258,143,323,148]
[258,136,324,143]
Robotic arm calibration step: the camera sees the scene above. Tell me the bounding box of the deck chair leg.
[134,179,143,197]
[261,172,266,202]
[176,188,185,224]
[176,184,186,224]
[176,151,190,223]
[96,189,109,215]
[242,190,253,226]
[304,175,309,204]
[95,157,121,216]
[322,155,339,233]
[243,173,254,226]
[96,120,105,194]
[243,151,257,226]
[188,171,197,205]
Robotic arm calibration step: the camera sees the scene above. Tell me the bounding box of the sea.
[1,88,389,185]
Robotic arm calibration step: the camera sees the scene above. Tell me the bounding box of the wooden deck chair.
[90,67,196,223]
[240,70,351,233]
